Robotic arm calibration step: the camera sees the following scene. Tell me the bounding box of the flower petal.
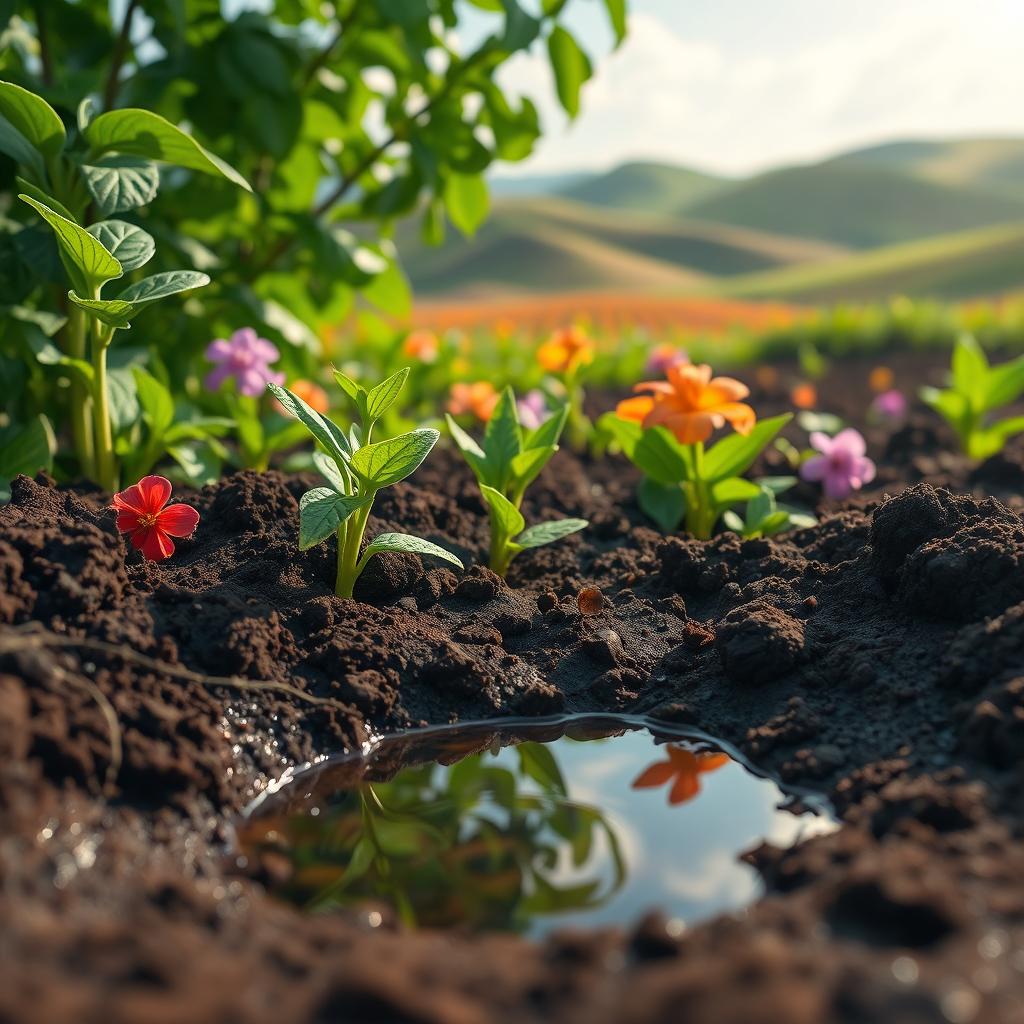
[111,483,149,516]
[631,760,677,789]
[823,472,853,500]
[136,476,172,513]
[157,503,200,538]
[130,525,175,560]
[204,365,230,393]
[669,771,700,805]
[808,431,833,455]
[115,509,143,533]
[717,401,756,436]
[703,375,750,404]
[238,367,268,398]
[615,395,654,423]
[645,406,714,444]
[833,428,867,458]
[251,336,281,363]
[231,326,259,349]
[205,338,232,362]
[799,454,829,483]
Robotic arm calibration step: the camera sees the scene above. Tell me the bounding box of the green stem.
[65,307,95,480]
[684,442,715,540]
[90,320,117,493]
[488,518,512,577]
[336,498,373,598]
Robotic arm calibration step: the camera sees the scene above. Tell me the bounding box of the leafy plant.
[269,369,462,598]
[721,479,816,539]
[601,413,792,538]
[447,387,587,576]
[920,334,1024,459]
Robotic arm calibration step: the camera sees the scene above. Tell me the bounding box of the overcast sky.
[487,0,1024,177]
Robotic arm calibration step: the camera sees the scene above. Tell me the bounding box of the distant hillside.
[836,138,1024,201]
[399,197,845,296]
[686,162,1024,249]
[559,161,726,214]
[722,221,1024,303]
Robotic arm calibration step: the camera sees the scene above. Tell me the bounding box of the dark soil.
[3,353,1024,1023]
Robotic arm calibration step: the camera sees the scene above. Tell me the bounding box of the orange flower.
[536,325,595,375]
[791,383,817,409]
[632,746,730,805]
[279,378,329,415]
[402,329,440,364]
[447,381,499,422]
[868,366,894,393]
[615,362,756,445]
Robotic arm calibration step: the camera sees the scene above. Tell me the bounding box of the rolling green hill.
[721,221,1024,303]
[400,197,845,296]
[685,163,1024,249]
[559,161,726,214]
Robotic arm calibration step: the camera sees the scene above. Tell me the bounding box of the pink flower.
[800,428,876,500]
[870,389,908,423]
[516,389,550,430]
[645,344,689,376]
[204,327,285,398]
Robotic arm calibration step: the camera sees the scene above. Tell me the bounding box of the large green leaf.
[299,488,371,550]
[637,477,685,532]
[710,476,762,512]
[359,532,464,571]
[88,220,155,273]
[446,414,489,484]
[85,108,251,191]
[603,0,627,45]
[267,382,351,464]
[132,367,175,437]
[547,26,592,118]
[80,156,160,216]
[15,178,74,220]
[365,367,409,421]
[702,414,791,482]
[115,270,210,307]
[0,414,55,499]
[631,426,688,485]
[515,518,587,549]
[0,113,45,178]
[19,194,122,292]
[66,294,134,330]
[480,483,525,538]
[444,171,489,236]
[0,81,65,158]
[350,428,439,489]
[483,387,522,490]
[951,335,988,409]
[984,355,1024,411]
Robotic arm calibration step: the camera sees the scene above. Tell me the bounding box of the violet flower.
[870,389,908,423]
[517,389,550,430]
[204,327,285,398]
[800,428,876,500]
[645,344,689,376]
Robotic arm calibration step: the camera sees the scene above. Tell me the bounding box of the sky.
[486,0,1024,178]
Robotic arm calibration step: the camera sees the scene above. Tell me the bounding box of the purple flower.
[870,389,908,422]
[800,428,876,500]
[645,344,689,376]
[204,327,285,398]
[517,389,550,430]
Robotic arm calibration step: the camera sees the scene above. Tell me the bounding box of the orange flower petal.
[669,771,701,805]
[632,759,677,789]
[717,402,756,435]
[616,395,655,422]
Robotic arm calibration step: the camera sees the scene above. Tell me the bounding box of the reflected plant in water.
[603,363,791,538]
[241,742,626,933]
[632,746,730,806]
[268,369,462,599]
[447,387,587,577]
[920,334,1024,459]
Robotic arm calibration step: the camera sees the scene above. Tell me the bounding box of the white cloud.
[498,4,1024,176]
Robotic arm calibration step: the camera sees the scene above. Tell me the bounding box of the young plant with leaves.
[447,388,587,577]
[605,363,791,539]
[920,335,1024,460]
[268,369,462,599]
[721,479,816,539]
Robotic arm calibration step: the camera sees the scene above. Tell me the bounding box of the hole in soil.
[236,715,837,938]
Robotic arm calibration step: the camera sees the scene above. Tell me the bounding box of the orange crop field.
[411,291,810,338]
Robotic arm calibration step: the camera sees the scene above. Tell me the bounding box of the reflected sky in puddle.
[237,719,837,938]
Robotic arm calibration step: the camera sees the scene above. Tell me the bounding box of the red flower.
[112,475,200,561]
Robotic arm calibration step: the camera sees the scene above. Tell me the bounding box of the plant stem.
[685,442,715,540]
[103,0,140,110]
[90,321,117,493]
[65,307,95,480]
[335,498,373,598]
[488,519,512,577]
[32,1,54,85]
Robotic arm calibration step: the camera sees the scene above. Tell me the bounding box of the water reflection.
[237,719,836,937]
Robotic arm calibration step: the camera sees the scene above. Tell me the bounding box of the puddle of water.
[237,717,837,938]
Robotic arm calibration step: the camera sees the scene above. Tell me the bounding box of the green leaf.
[107,366,141,433]
[0,414,55,495]
[951,335,988,408]
[632,426,688,485]
[19,194,122,291]
[0,81,65,158]
[984,355,1024,410]
[22,330,94,384]
[115,270,210,307]
[312,450,348,492]
[603,0,627,45]
[133,367,174,437]
[66,294,135,330]
[88,220,155,272]
[920,385,969,438]
[365,367,409,421]
[350,428,439,489]
[968,416,1024,460]
[80,156,160,216]
[747,486,776,525]
[267,382,351,464]
[483,387,522,490]
[524,403,568,450]
[758,475,798,495]
[333,369,367,412]
[446,414,490,483]
[547,26,592,118]
[0,113,45,178]
[599,412,643,457]
[299,488,370,550]
[702,414,791,482]
[85,108,251,191]
[710,476,761,512]
[517,743,567,796]
[757,511,793,537]
[637,477,685,532]
[515,518,587,549]
[444,171,489,236]
[359,532,464,570]
[722,510,745,534]
[480,483,525,538]
[498,0,541,49]
[509,444,555,494]
[15,178,74,220]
